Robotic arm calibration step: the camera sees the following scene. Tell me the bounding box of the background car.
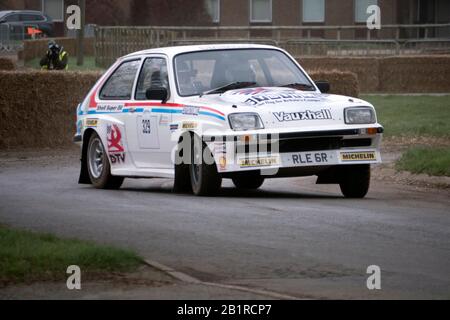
[0,10,54,38]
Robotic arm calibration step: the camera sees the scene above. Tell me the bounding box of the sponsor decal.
[107,124,126,166]
[109,153,126,165]
[219,156,227,171]
[182,106,200,116]
[107,124,124,153]
[233,89,323,106]
[96,104,124,113]
[170,124,179,131]
[182,122,198,130]
[85,119,98,128]
[239,156,280,168]
[273,109,332,122]
[340,151,377,162]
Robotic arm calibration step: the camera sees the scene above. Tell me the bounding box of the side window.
[20,14,43,22]
[5,14,20,22]
[135,58,169,100]
[100,60,140,100]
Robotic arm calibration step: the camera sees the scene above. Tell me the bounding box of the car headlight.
[345,107,376,124]
[229,113,264,131]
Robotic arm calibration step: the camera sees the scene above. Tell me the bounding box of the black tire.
[189,134,222,196]
[87,132,124,190]
[232,174,265,190]
[339,165,371,199]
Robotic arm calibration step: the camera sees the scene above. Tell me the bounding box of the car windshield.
[174,49,315,97]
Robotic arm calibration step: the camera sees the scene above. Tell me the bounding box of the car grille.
[235,138,372,154]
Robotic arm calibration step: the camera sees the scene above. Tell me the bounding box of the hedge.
[298,55,450,93]
[0,71,101,149]
[0,70,358,150]
[0,58,16,71]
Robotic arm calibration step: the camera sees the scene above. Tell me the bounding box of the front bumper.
[206,127,383,174]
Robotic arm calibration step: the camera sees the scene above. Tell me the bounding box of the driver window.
[135,57,170,100]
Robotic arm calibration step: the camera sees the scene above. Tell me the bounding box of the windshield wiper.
[281,83,315,91]
[202,82,257,96]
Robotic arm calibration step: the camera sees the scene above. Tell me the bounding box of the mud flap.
[78,142,92,185]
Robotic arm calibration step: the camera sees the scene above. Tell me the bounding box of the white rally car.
[74,44,383,198]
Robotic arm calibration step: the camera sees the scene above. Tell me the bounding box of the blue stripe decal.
[151,108,183,114]
[86,107,225,121]
[199,111,226,121]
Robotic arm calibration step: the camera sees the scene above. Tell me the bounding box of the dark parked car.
[0,10,54,38]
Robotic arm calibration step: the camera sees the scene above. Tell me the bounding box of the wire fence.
[0,24,26,52]
[94,24,450,68]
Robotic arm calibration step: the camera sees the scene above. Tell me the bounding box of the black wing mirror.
[146,87,168,103]
[315,81,330,94]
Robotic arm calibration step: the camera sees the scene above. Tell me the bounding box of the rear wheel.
[189,135,222,196]
[339,165,371,199]
[87,132,124,190]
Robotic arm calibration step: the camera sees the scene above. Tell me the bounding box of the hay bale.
[0,69,355,150]
[0,57,16,70]
[309,70,360,98]
[0,70,102,149]
[298,57,379,93]
[378,55,450,93]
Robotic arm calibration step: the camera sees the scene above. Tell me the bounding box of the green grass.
[396,147,450,177]
[25,56,104,71]
[361,95,450,138]
[0,226,142,284]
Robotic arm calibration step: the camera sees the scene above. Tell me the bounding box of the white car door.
[131,56,174,169]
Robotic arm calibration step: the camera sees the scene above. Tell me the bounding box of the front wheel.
[339,165,371,199]
[87,132,124,190]
[189,135,222,196]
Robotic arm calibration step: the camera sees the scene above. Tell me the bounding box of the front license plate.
[282,151,337,167]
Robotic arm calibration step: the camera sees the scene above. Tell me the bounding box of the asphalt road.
[0,149,449,299]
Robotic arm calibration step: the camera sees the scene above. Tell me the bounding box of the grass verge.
[361,95,450,138]
[25,56,103,71]
[396,147,450,177]
[0,225,142,285]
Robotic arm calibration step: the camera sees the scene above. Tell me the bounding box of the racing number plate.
[282,151,337,167]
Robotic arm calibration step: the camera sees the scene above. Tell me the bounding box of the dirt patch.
[0,264,175,300]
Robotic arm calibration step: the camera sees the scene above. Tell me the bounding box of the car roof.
[0,10,45,16]
[123,44,282,59]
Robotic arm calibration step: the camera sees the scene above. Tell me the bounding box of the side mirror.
[315,81,330,94]
[146,87,168,103]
